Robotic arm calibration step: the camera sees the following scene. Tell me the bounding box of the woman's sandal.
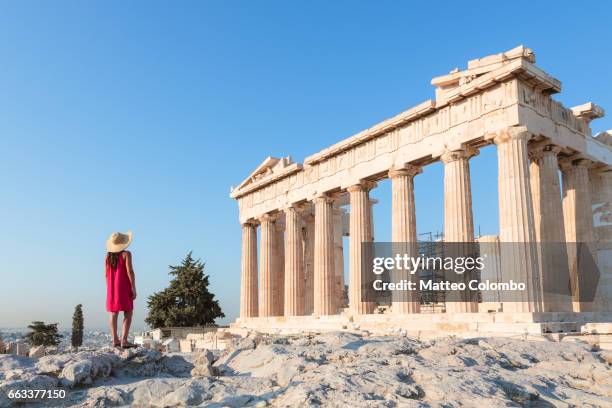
[121,342,137,349]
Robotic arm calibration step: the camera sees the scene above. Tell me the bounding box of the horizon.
[1,1,611,330]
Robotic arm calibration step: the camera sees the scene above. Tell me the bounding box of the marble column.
[240,221,258,318]
[348,181,376,314]
[478,235,502,307]
[302,211,315,315]
[495,127,542,313]
[389,165,421,314]
[273,220,285,316]
[590,167,612,312]
[529,145,571,312]
[284,205,305,316]
[313,195,336,315]
[562,158,596,311]
[441,147,479,313]
[258,213,276,317]
[332,205,346,307]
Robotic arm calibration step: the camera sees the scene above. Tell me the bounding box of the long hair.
[106,251,123,269]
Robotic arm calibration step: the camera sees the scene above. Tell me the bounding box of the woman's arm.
[125,251,137,300]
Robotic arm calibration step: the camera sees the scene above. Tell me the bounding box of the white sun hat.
[106,230,132,253]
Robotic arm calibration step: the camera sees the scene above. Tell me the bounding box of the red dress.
[106,252,134,312]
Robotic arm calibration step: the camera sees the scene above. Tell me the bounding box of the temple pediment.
[231,156,301,198]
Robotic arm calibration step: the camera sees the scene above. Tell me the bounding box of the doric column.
[258,213,276,317]
[562,159,596,243]
[313,195,336,315]
[561,158,596,311]
[590,166,612,312]
[478,235,502,307]
[389,165,421,314]
[302,211,315,314]
[284,205,305,316]
[273,220,285,316]
[529,144,571,312]
[441,147,479,313]
[495,127,542,313]
[332,205,346,308]
[240,221,258,318]
[442,147,477,242]
[348,181,376,314]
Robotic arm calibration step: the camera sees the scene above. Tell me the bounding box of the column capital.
[388,164,422,179]
[257,212,279,223]
[241,219,259,228]
[440,146,479,164]
[494,126,532,146]
[528,144,563,161]
[313,194,335,205]
[347,180,377,193]
[283,203,306,214]
[559,156,596,172]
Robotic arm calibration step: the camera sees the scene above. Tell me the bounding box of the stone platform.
[230,311,612,340]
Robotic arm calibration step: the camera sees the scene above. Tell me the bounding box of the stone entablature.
[231,46,608,224]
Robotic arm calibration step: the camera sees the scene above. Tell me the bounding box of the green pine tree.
[71,304,84,349]
[146,252,224,328]
[25,321,62,347]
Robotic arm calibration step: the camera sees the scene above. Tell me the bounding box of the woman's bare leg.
[121,310,133,345]
[109,313,120,345]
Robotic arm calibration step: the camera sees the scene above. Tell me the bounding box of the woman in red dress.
[105,231,137,348]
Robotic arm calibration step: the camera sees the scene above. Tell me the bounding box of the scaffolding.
[417,231,446,313]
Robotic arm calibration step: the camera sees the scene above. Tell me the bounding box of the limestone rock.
[36,353,74,375]
[191,350,215,377]
[160,355,194,377]
[600,350,612,365]
[2,332,612,407]
[276,357,305,386]
[28,345,45,359]
[60,359,93,387]
[160,382,211,406]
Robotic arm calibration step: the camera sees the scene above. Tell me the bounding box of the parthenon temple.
[230,46,612,336]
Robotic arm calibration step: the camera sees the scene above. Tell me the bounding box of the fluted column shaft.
[389,165,421,314]
[563,159,595,243]
[590,167,612,312]
[332,206,346,306]
[529,145,571,312]
[349,182,376,314]
[273,221,285,316]
[284,206,305,316]
[240,222,258,318]
[442,147,478,313]
[303,212,315,314]
[562,159,596,311]
[313,195,336,315]
[495,127,541,312]
[478,235,502,304]
[442,148,477,242]
[258,214,276,317]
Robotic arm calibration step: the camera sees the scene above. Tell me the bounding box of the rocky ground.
[1,332,611,407]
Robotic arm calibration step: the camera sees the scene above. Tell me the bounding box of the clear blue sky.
[1,1,610,330]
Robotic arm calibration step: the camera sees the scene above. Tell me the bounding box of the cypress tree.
[146,252,224,328]
[71,304,84,349]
